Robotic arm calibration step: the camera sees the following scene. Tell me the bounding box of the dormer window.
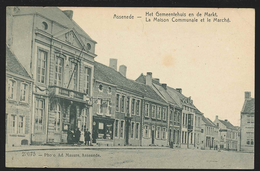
[87,43,91,50]
[108,87,112,94]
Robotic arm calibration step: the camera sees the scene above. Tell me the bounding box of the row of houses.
[6,7,253,152]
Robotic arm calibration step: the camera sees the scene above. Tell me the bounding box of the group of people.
[67,127,91,145]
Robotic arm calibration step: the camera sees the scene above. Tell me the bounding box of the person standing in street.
[75,128,81,145]
[85,129,91,146]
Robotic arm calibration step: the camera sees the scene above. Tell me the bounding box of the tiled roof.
[6,46,31,78]
[136,74,196,108]
[202,115,216,127]
[241,98,255,113]
[94,62,167,104]
[15,7,95,42]
[206,118,218,128]
[153,83,179,107]
[219,119,237,130]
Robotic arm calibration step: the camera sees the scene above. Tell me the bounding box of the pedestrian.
[85,129,91,146]
[75,128,81,145]
[67,129,73,144]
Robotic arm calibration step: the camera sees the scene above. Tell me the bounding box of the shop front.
[92,115,114,146]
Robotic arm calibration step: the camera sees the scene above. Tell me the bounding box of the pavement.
[6,144,169,152]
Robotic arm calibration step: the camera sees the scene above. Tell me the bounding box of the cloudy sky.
[59,7,255,126]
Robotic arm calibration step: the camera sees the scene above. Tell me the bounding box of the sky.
[59,7,255,126]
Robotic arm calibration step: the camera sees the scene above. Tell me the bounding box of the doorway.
[151,130,155,145]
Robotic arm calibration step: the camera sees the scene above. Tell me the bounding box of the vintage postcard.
[6,7,254,169]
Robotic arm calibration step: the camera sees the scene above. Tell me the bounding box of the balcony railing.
[49,85,87,101]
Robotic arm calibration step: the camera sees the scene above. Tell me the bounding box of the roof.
[94,62,167,104]
[6,46,31,79]
[201,115,217,128]
[14,7,95,42]
[136,74,196,108]
[219,119,237,130]
[241,98,255,114]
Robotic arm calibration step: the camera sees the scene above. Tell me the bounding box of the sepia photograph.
[5,6,255,169]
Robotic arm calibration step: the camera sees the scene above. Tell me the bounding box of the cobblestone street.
[6,148,254,169]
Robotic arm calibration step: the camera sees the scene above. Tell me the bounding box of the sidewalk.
[6,144,169,152]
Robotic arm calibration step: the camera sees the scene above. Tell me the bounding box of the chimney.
[215,115,218,120]
[109,58,117,71]
[176,88,182,94]
[62,10,73,20]
[245,91,251,100]
[224,119,228,122]
[153,78,160,83]
[119,65,127,77]
[146,72,153,86]
[162,83,167,90]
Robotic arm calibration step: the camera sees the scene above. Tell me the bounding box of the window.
[7,79,16,100]
[108,87,112,94]
[144,125,149,138]
[195,116,197,127]
[183,113,185,125]
[120,121,124,138]
[126,97,130,114]
[20,83,28,102]
[54,104,61,132]
[10,115,17,134]
[170,109,173,121]
[182,131,184,143]
[131,122,135,138]
[162,108,166,121]
[136,100,140,115]
[107,101,112,115]
[184,132,187,143]
[97,99,102,114]
[115,120,119,137]
[98,84,103,92]
[198,117,201,127]
[246,132,254,145]
[116,94,120,111]
[69,61,78,91]
[156,126,161,139]
[174,111,177,124]
[37,50,47,84]
[185,114,188,126]
[191,133,193,144]
[145,103,149,117]
[35,98,44,133]
[152,105,156,118]
[136,123,140,139]
[84,67,91,95]
[157,106,161,119]
[162,128,166,139]
[121,96,125,112]
[17,116,25,134]
[131,99,135,115]
[54,56,64,86]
